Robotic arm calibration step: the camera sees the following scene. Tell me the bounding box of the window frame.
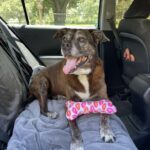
[21,0,29,24]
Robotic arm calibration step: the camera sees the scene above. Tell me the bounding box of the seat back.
[0,46,26,148]
[0,18,37,149]
[118,19,150,84]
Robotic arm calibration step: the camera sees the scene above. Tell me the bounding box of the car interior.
[0,0,150,149]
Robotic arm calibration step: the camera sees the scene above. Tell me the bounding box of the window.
[0,0,26,24]
[115,0,133,26]
[25,0,99,27]
[0,0,100,27]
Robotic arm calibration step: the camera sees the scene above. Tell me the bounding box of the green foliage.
[0,0,134,26]
[0,0,25,24]
[66,0,99,25]
[68,0,81,8]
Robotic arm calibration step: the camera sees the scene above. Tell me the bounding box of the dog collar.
[66,99,117,120]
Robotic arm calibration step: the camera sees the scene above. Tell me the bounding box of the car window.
[115,0,133,27]
[1,0,100,28]
[0,0,26,24]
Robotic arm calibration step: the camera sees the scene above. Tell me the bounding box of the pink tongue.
[63,59,77,74]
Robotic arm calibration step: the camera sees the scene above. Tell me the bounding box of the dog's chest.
[75,75,90,100]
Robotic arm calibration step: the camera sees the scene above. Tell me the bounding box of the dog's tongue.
[63,58,77,74]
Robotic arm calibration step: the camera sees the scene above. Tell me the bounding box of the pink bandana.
[66,99,117,120]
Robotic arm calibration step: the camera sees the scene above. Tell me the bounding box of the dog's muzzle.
[63,56,89,74]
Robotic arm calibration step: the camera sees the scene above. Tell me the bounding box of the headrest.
[124,0,150,19]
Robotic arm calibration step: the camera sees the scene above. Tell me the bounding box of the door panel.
[39,56,63,66]
[11,25,62,66]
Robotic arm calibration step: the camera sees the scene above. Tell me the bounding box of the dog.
[29,28,115,143]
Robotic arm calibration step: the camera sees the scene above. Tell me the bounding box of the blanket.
[7,100,137,150]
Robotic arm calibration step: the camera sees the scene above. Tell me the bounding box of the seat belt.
[107,19,122,58]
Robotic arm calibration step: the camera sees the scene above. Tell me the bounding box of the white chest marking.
[75,75,90,100]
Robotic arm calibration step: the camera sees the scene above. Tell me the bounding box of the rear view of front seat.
[118,0,150,85]
[118,0,150,136]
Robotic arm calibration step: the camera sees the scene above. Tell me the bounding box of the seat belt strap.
[107,19,122,50]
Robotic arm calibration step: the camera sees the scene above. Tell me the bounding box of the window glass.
[115,0,133,26]
[0,0,26,24]
[25,0,99,27]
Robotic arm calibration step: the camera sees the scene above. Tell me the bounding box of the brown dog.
[29,29,115,143]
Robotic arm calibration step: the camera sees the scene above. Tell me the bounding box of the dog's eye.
[78,37,86,43]
[62,36,67,41]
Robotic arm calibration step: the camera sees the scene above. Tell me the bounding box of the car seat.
[118,0,150,85]
[0,17,41,149]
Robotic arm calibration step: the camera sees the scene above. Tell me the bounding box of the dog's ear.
[53,28,67,40]
[89,30,110,44]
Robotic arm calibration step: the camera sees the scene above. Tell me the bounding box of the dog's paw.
[100,128,116,143]
[46,112,58,119]
[70,139,83,150]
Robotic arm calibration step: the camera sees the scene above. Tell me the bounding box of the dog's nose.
[62,42,71,49]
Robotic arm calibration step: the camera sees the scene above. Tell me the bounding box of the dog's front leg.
[38,77,58,119]
[69,120,82,142]
[98,82,116,142]
[100,114,116,143]
[69,120,83,150]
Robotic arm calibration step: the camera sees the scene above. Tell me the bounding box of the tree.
[36,0,44,24]
[43,0,80,25]
[0,0,99,26]
[0,0,26,24]
[66,0,99,26]
[51,0,70,25]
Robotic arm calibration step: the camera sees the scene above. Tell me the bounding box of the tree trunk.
[51,0,70,25]
[53,9,66,25]
[37,0,44,24]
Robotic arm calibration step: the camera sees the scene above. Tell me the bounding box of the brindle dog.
[29,29,115,144]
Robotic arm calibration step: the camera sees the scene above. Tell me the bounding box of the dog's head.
[54,28,109,75]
